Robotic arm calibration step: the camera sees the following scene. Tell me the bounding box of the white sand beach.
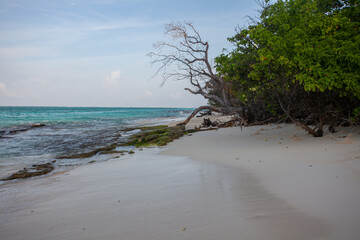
[1,123,360,240]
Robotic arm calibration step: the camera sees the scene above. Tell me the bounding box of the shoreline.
[1,123,359,239]
[0,115,189,182]
[0,107,193,181]
[0,114,228,182]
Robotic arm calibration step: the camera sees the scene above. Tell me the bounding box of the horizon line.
[0,105,196,109]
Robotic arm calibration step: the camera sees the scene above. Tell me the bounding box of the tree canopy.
[150,0,359,135]
[215,0,359,136]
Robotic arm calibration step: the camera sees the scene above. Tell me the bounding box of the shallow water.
[0,107,192,179]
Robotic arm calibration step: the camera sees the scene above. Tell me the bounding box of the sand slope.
[163,124,360,239]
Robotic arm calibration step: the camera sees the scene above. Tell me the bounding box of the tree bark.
[277,95,322,137]
[177,106,223,126]
[149,22,240,119]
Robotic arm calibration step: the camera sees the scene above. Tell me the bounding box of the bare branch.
[149,21,243,116]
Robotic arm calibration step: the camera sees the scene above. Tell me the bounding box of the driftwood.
[197,110,212,117]
[218,119,241,128]
[176,104,249,131]
[247,116,279,126]
[177,106,223,126]
[202,118,218,127]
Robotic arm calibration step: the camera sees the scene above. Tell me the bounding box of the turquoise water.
[0,107,191,128]
[0,107,193,180]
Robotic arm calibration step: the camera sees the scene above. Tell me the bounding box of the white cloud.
[0,82,21,98]
[143,89,152,97]
[0,82,6,92]
[104,70,121,87]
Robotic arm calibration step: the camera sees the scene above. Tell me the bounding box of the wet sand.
[1,124,360,239]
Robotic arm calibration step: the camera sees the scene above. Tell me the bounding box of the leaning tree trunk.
[277,97,323,137]
[149,22,242,124]
[177,106,223,126]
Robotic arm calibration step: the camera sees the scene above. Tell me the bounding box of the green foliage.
[249,0,360,97]
[215,0,360,128]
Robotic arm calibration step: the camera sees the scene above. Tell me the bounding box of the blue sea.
[0,107,193,180]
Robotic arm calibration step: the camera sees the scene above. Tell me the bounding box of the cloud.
[104,70,121,87]
[143,89,152,97]
[0,82,6,92]
[0,82,21,98]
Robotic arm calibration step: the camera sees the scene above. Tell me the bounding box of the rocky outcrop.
[2,162,54,181]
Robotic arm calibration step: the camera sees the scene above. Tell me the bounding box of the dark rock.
[5,124,45,136]
[2,163,54,181]
[0,136,11,139]
[57,143,118,159]
[100,150,126,155]
[9,128,29,135]
[31,124,46,128]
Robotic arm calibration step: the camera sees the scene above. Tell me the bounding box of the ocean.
[0,107,193,180]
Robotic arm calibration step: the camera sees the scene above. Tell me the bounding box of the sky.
[0,0,259,107]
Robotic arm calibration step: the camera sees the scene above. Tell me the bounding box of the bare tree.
[148,22,243,125]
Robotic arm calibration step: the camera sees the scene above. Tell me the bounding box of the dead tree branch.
[176,106,223,126]
[148,22,243,121]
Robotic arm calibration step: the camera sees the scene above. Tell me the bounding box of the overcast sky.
[0,0,259,107]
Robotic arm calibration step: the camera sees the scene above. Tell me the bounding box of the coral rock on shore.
[2,163,54,181]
